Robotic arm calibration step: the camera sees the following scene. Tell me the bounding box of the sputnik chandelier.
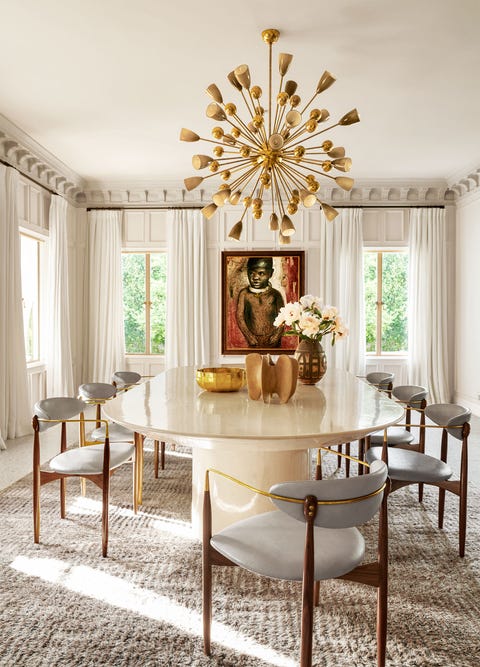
[180,28,359,243]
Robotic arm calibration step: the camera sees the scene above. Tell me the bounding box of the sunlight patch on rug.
[10,555,296,667]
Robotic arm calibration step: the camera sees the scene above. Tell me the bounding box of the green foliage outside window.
[122,253,167,355]
[364,251,408,354]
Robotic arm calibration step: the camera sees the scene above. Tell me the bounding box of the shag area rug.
[0,443,479,667]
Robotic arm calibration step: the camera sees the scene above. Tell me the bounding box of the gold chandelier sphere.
[180,28,360,242]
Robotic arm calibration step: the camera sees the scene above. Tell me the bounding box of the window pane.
[122,254,146,354]
[381,252,408,353]
[150,253,167,354]
[364,252,377,353]
[21,235,40,362]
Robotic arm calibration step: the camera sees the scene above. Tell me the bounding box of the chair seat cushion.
[91,422,134,442]
[211,510,365,582]
[49,443,135,475]
[365,447,452,483]
[369,427,415,446]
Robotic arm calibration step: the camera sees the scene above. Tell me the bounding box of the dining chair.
[316,372,397,480]
[32,397,135,557]
[366,403,471,556]
[112,370,167,482]
[366,385,427,451]
[78,382,140,512]
[203,450,389,667]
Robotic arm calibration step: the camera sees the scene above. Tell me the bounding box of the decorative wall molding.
[0,114,85,204]
[448,166,480,207]
[77,179,455,209]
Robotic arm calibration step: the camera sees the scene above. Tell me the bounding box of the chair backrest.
[366,372,394,391]
[392,384,427,410]
[78,382,116,402]
[425,403,471,440]
[269,460,388,529]
[111,371,142,388]
[34,397,85,432]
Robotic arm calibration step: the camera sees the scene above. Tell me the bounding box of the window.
[20,234,42,363]
[122,252,167,355]
[364,250,408,355]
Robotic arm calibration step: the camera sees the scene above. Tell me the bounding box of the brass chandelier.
[180,28,359,243]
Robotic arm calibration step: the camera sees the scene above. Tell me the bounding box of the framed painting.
[221,250,305,355]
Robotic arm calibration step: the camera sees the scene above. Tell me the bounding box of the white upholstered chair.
[32,397,135,557]
[366,403,471,556]
[203,452,389,667]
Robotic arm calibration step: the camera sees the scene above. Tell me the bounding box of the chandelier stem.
[268,38,273,138]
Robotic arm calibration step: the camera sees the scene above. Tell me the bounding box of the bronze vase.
[294,339,327,385]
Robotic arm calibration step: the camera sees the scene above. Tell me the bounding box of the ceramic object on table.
[294,339,327,384]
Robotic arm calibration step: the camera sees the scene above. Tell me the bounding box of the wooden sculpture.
[245,353,298,404]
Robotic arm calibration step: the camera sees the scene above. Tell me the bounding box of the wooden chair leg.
[345,442,351,478]
[60,478,66,519]
[337,444,343,469]
[358,438,366,475]
[313,581,320,607]
[377,578,387,667]
[161,441,166,470]
[418,482,424,503]
[153,440,159,479]
[101,446,110,558]
[203,553,212,656]
[33,431,40,544]
[438,429,448,529]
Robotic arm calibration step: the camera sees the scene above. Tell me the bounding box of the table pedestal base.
[192,446,309,538]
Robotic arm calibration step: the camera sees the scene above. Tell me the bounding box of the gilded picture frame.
[221,250,305,355]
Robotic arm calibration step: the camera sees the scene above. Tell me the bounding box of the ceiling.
[1,0,479,188]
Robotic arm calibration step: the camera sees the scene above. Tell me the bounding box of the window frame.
[121,249,167,356]
[364,247,408,357]
[20,231,44,364]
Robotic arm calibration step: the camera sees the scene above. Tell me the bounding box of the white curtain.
[84,210,125,383]
[46,195,74,397]
[165,209,211,368]
[0,165,31,448]
[318,208,365,375]
[408,208,450,403]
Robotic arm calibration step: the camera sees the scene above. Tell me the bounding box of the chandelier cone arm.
[228,219,244,241]
[278,52,293,77]
[327,146,346,158]
[192,154,214,170]
[316,70,336,94]
[180,128,200,142]
[184,176,204,191]
[338,108,360,125]
[206,102,227,122]
[279,231,291,245]
[206,84,223,104]
[201,203,218,220]
[234,64,251,89]
[269,212,279,231]
[284,80,298,97]
[320,202,340,221]
[227,70,243,91]
[334,176,354,191]
[331,157,352,172]
[280,214,296,237]
[212,188,231,206]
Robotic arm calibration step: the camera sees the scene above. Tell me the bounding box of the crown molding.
[0,114,85,204]
[78,177,455,208]
[447,165,480,204]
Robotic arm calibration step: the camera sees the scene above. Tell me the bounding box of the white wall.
[455,194,480,414]
[121,206,418,386]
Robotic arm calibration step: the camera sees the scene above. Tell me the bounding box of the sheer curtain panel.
[84,210,125,383]
[408,208,450,403]
[318,208,365,375]
[165,209,211,368]
[46,195,74,396]
[0,166,31,448]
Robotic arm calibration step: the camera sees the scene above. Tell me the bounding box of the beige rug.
[0,444,479,667]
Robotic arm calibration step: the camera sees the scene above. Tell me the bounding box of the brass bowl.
[196,367,246,392]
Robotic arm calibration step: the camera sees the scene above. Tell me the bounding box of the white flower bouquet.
[273,294,348,344]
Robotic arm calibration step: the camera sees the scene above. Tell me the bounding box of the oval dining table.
[103,366,404,537]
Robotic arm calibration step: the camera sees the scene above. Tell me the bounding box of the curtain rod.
[86,204,445,212]
[0,158,58,196]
